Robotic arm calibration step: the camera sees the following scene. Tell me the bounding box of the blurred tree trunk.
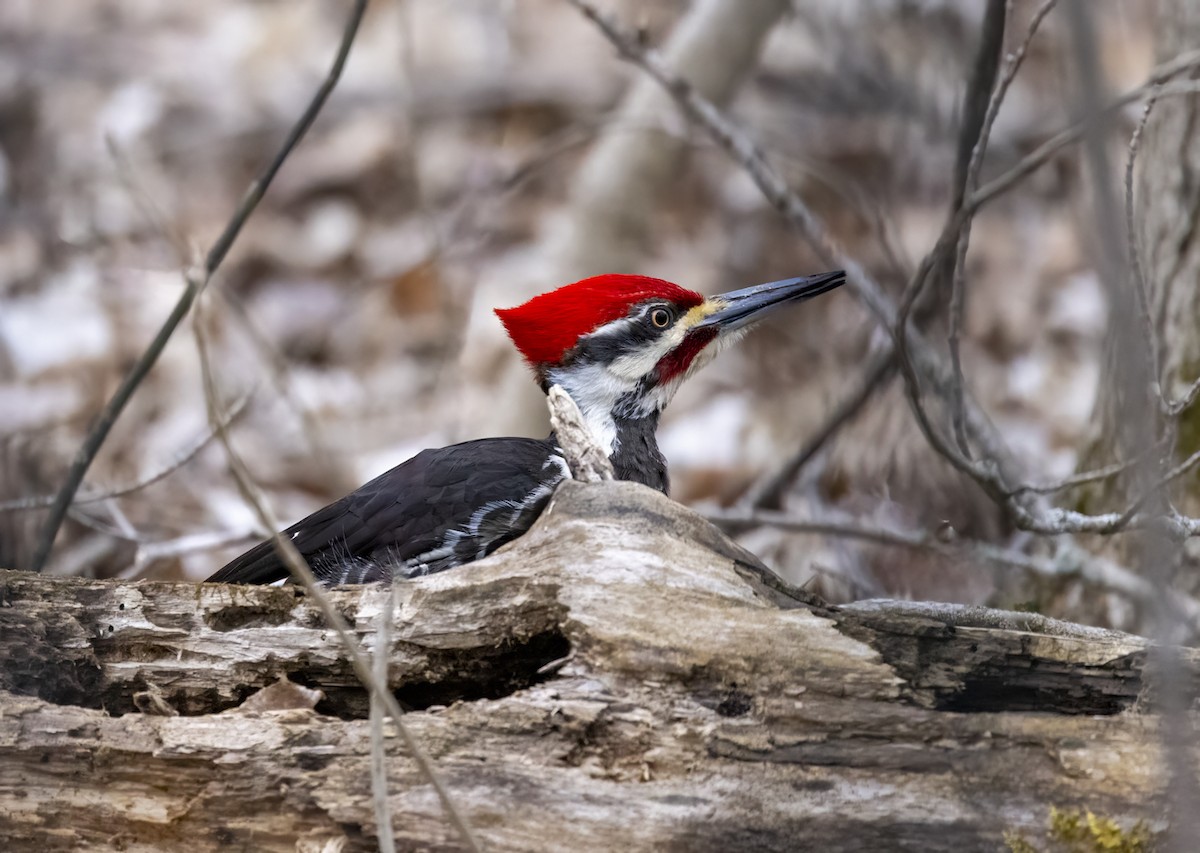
[464,0,790,441]
[549,0,791,276]
[1140,0,1200,604]
[1140,0,1200,479]
[1075,0,1200,624]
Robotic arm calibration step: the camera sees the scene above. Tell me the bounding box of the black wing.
[207,437,568,585]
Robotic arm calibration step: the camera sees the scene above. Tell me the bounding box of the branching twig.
[1004,439,1167,497]
[1124,85,1200,421]
[567,0,1034,520]
[118,528,261,581]
[947,0,1056,457]
[739,350,895,511]
[896,0,1054,478]
[970,62,1200,210]
[566,0,990,497]
[889,78,1200,523]
[1065,3,1198,847]
[739,2,1030,514]
[213,288,352,492]
[0,389,253,512]
[1167,377,1200,418]
[28,0,370,573]
[567,0,1200,544]
[194,296,482,852]
[1126,91,1162,398]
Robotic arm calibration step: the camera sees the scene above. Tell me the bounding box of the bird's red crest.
[495,274,704,366]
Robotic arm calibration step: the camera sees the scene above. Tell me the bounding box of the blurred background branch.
[18,0,369,573]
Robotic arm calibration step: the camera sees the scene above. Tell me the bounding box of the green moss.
[1005,831,1039,853]
[1004,806,1154,853]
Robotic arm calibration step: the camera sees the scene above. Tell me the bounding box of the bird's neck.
[608,410,668,494]
[547,368,670,493]
[549,407,668,494]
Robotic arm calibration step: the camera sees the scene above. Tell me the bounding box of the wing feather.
[207,437,565,585]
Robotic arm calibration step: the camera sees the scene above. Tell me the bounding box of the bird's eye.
[650,307,673,328]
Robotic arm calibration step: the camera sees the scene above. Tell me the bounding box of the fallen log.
[0,481,1188,851]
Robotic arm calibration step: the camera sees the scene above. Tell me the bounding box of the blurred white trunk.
[549,0,791,276]
[461,0,789,442]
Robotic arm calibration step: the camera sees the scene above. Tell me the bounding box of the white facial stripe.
[548,299,730,454]
[607,299,723,381]
[586,315,637,340]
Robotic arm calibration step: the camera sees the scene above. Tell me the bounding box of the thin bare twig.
[740,351,895,511]
[897,0,1054,472]
[28,0,370,573]
[1126,91,1162,397]
[371,581,398,853]
[65,505,144,543]
[945,0,1011,456]
[1004,439,1166,497]
[213,288,352,491]
[1167,377,1200,417]
[1126,87,1200,421]
[0,390,253,512]
[60,492,262,567]
[970,58,1200,211]
[105,135,191,258]
[947,0,1057,456]
[1066,3,1198,845]
[112,87,350,501]
[194,296,482,852]
[118,528,261,581]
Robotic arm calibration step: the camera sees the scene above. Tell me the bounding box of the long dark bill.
[695,270,846,333]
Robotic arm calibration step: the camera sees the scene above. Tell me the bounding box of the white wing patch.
[393,452,571,578]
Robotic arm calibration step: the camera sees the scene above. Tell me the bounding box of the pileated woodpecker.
[208,271,845,585]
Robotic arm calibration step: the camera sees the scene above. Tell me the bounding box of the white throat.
[547,363,641,456]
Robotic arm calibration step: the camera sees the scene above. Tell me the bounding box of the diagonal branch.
[969,55,1200,210]
[0,389,254,513]
[27,0,370,573]
[706,506,1200,631]
[739,350,895,511]
[565,0,1030,511]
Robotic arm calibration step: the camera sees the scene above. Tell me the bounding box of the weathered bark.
[0,481,1190,851]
